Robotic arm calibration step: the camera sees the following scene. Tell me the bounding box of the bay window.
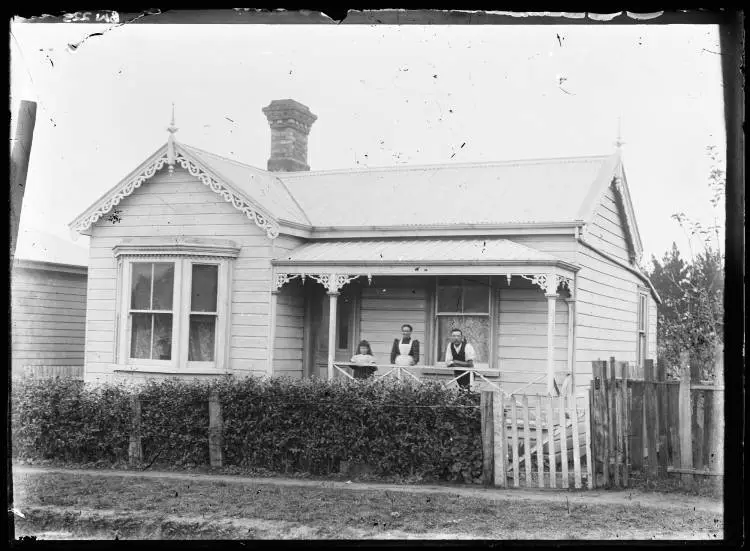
[113,240,238,374]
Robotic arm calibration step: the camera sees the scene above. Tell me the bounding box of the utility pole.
[10,100,37,260]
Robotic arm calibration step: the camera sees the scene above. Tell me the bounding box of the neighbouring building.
[69,99,659,394]
[11,230,89,379]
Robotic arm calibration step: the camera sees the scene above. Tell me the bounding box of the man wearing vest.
[390,323,420,366]
[445,328,476,390]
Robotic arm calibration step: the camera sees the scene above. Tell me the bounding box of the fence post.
[128,396,142,467]
[708,386,724,474]
[481,391,494,486]
[208,390,224,468]
[678,352,693,487]
[591,360,607,487]
[644,359,658,479]
[492,392,507,487]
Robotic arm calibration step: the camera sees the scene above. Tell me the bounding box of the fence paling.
[511,396,520,487]
[522,395,532,485]
[608,357,619,488]
[557,393,569,489]
[546,397,557,488]
[571,394,582,489]
[630,380,644,471]
[584,391,594,489]
[536,396,545,488]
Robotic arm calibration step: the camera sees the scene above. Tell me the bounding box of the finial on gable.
[167,102,178,173]
[614,116,625,149]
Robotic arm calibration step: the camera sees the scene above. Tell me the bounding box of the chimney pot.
[262,99,317,172]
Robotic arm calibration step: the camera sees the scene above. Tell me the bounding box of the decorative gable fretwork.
[72,152,281,240]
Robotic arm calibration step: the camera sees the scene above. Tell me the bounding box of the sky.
[10,20,726,266]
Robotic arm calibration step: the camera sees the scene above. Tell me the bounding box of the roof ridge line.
[279,153,614,178]
[179,142,265,172]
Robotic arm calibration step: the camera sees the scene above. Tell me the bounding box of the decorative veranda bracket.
[273,272,372,293]
[307,273,362,294]
[519,273,572,295]
[72,153,281,240]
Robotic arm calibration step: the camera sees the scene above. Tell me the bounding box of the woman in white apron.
[390,324,420,366]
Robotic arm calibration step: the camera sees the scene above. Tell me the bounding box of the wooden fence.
[480,390,593,489]
[589,355,724,488]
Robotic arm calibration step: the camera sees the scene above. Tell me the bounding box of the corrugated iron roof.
[179,144,311,226]
[273,238,562,264]
[14,228,89,267]
[278,154,617,227]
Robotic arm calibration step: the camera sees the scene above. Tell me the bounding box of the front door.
[305,283,360,378]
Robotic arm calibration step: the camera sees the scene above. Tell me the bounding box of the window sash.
[436,276,490,314]
[637,292,648,366]
[433,277,493,368]
[118,256,229,370]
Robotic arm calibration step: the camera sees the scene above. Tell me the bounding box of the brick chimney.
[262,99,317,172]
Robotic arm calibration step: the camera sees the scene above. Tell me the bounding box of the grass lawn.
[12,471,723,540]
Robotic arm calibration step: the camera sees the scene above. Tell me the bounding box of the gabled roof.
[68,142,296,239]
[179,144,310,226]
[70,138,642,261]
[278,153,615,228]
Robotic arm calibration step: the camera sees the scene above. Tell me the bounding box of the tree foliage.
[645,146,724,382]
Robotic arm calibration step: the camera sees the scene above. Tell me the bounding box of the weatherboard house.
[70,99,658,395]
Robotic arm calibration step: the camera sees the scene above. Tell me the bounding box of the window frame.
[113,240,238,375]
[637,288,648,368]
[432,276,493,369]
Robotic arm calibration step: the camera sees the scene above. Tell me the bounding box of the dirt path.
[12,465,722,514]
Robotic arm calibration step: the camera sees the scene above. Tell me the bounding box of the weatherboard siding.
[11,266,87,378]
[573,243,644,387]
[587,185,631,264]
[359,278,428,368]
[271,235,307,377]
[496,287,569,395]
[83,166,276,382]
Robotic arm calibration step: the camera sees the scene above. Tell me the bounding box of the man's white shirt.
[445,341,476,363]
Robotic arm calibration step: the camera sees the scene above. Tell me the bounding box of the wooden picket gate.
[481,390,593,489]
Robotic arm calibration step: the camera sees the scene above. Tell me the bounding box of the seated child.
[350,340,377,379]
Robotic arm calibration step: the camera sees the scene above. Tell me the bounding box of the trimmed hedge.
[11,376,482,482]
